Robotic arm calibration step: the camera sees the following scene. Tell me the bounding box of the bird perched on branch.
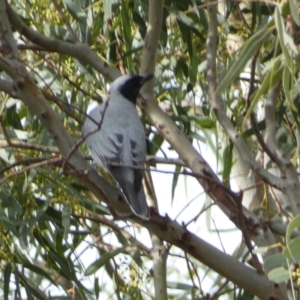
[82,74,153,220]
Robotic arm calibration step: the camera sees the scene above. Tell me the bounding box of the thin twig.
[0,157,53,175]
[51,0,79,42]
[72,213,151,253]
[247,51,280,165]
[184,251,199,291]
[184,0,279,14]
[146,155,185,166]
[41,53,103,102]
[0,156,62,184]
[235,2,252,33]
[211,218,226,253]
[0,116,12,146]
[18,43,47,51]
[235,190,263,273]
[0,140,59,153]
[185,202,215,227]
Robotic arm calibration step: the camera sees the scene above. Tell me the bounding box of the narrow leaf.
[121,2,133,73]
[23,263,58,287]
[283,236,300,262]
[286,215,300,245]
[4,264,11,300]
[62,203,71,239]
[289,0,300,26]
[216,27,273,95]
[274,6,292,69]
[222,142,233,188]
[85,248,124,276]
[244,60,283,122]
[171,165,181,201]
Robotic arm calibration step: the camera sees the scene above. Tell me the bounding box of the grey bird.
[82,74,153,220]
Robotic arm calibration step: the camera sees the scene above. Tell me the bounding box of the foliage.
[0,0,300,299]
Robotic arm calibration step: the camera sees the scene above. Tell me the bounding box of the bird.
[82,74,153,220]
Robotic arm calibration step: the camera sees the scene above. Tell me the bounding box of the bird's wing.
[87,131,124,166]
[83,105,123,165]
[129,138,145,191]
[83,103,149,219]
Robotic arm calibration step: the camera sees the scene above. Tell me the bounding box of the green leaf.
[4,263,11,300]
[94,277,100,299]
[1,193,23,215]
[274,5,293,69]
[191,116,215,129]
[131,251,144,268]
[188,48,198,86]
[23,263,58,287]
[175,57,189,78]
[0,206,18,236]
[216,26,273,95]
[190,132,206,143]
[222,142,233,188]
[48,251,76,281]
[114,231,128,246]
[18,272,49,300]
[264,253,288,273]
[283,236,300,262]
[79,196,110,215]
[241,120,266,138]
[267,266,290,283]
[5,105,23,130]
[121,2,133,73]
[286,215,300,246]
[289,0,300,26]
[33,228,55,253]
[244,59,283,122]
[62,0,86,22]
[171,164,181,201]
[148,134,165,155]
[282,66,296,111]
[2,128,29,140]
[62,203,71,239]
[167,281,194,290]
[166,6,200,32]
[177,20,193,58]
[85,248,125,276]
[132,11,147,38]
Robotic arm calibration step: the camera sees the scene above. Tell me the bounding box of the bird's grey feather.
[82,74,152,219]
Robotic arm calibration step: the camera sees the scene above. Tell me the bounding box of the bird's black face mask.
[119,75,153,104]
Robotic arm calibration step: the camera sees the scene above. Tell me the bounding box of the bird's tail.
[121,182,150,220]
[109,168,150,219]
[135,187,150,220]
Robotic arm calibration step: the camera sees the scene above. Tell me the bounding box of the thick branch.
[0,1,131,217]
[6,3,120,81]
[205,0,287,297]
[140,1,167,299]
[0,3,288,298]
[264,84,300,214]
[144,216,283,300]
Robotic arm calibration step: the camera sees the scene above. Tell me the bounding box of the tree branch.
[144,215,283,300]
[6,3,121,81]
[140,1,167,299]
[1,0,130,217]
[264,84,300,214]
[0,2,289,298]
[205,0,287,297]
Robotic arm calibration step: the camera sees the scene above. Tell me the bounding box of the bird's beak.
[140,74,153,85]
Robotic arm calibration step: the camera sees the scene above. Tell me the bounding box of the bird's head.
[109,74,153,104]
